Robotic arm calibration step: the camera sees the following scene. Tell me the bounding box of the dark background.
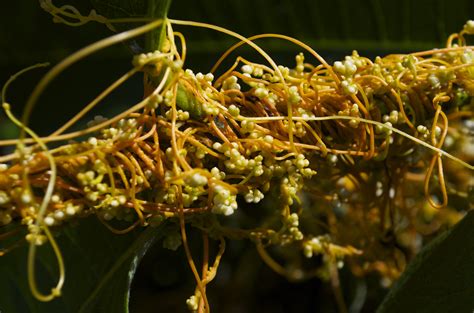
[1,1,473,312]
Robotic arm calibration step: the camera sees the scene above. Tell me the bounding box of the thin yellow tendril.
[2,63,65,301]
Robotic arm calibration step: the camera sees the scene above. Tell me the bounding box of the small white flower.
[44,216,55,226]
[188,173,208,187]
[241,64,253,74]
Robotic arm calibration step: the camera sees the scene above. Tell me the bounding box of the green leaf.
[77,222,163,313]
[0,217,162,313]
[377,211,474,313]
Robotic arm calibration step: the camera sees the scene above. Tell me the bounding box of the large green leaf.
[377,211,474,313]
[0,217,162,313]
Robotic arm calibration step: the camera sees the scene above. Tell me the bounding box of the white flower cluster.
[228,104,240,117]
[288,86,301,104]
[43,201,84,226]
[270,212,304,245]
[165,109,190,121]
[100,118,139,141]
[186,173,208,187]
[428,66,456,89]
[461,49,474,64]
[295,52,305,73]
[25,224,47,246]
[211,185,238,216]
[213,142,265,176]
[334,59,357,77]
[186,295,198,311]
[132,50,169,67]
[338,103,361,128]
[464,20,474,34]
[221,75,240,91]
[333,54,366,94]
[244,189,264,203]
[382,110,401,125]
[303,236,324,258]
[341,78,358,95]
[241,64,264,77]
